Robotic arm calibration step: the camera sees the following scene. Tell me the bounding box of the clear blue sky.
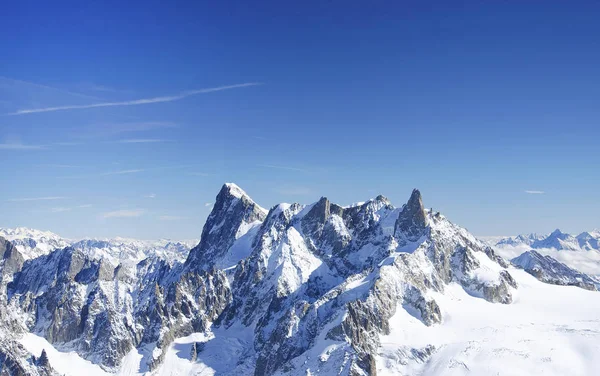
[1,0,598,239]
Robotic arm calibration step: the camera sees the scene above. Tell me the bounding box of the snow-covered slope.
[1,184,600,376]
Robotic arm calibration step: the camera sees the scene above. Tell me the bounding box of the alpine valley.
[1,184,599,376]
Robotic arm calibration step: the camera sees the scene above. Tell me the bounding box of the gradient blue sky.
[1,0,599,239]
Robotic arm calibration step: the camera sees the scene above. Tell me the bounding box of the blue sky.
[1,0,599,239]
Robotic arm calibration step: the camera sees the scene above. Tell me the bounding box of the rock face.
[511,250,599,291]
[184,183,267,271]
[0,237,24,280]
[395,189,429,242]
[0,184,519,375]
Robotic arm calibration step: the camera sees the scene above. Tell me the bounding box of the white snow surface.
[376,268,600,376]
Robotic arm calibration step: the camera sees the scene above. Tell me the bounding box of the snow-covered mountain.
[0,228,70,260]
[494,229,600,252]
[0,227,196,265]
[511,250,600,291]
[1,184,600,376]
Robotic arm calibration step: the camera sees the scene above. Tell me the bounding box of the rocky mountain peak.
[184,183,267,270]
[221,182,251,200]
[304,197,331,224]
[395,188,429,241]
[374,194,391,205]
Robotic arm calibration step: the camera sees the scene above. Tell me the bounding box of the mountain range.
[495,229,600,252]
[1,183,599,375]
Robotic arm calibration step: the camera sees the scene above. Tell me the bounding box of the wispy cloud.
[99,169,145,176]
[50,204,92,212]
[144,193,156,198]
[0,142,45,150]
[61,165,193,179]
[116,139,172,144]
[38,163,80,168]
[102,209,145,219]
[74,121,177,139]
[0,76,101,101]
[204,202,213,207]
[158,215,186,221]
[258,164,307,172]
[524,190,545,194]
[9,83,262,115]
[8,196,67,202]
[51,207,72,213]
[53,141,83,146]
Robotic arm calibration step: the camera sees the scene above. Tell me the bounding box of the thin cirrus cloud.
[102,209,145,219]
[7,196,67,202]
[144,194,157,198]
[59,169,145,179]
[0,76,101,101]
[525,190,545,194]
[77,121,177,138]
[8,82,262,115]
[51,207,72,213]
[116,139,172,144]
[38,164,80,168]
[257,164,307,172]
[158,215,186,221]
[61,165,195,179]
[0,142,45,150]
[50,204,92,212]
[99,169,145,176]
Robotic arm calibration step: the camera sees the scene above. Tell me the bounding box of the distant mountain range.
[0,227,197,265]
[1,184,600,375]
[494,229,600,251]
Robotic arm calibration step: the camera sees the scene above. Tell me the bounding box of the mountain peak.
[305,197,331,223]
[394,188,428,241]
[184,183,267,270]
[221,182,251,200]
[406,188,426,219]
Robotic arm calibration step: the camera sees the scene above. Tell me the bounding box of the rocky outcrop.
[395,189,428,242]
[0,237,24,281]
